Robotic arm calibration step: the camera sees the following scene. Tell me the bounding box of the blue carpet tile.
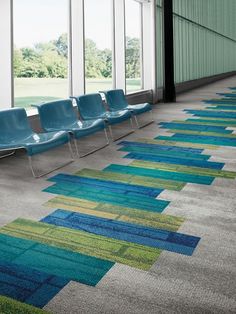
[0,260,68,308]
[118,143,210,161]
[206,106,236,111]
[41,210,200,256]
[44,182,169,213]
[118,146,211,161]
[104,164,215,185]
[184,110,236,119]
[157,134,236,147]
[159,122,232,133]
[0,233,114,287]
[124,152,224,169]
[118,141,204,154]
[48,173,163,198]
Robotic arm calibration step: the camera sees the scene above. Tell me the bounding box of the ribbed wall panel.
[156,0,236,85]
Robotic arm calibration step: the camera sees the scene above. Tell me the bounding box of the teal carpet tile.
[157,135,236,147]
[44,181,170,213]
[0,233,114,287]
[0,260,68,308]
[48,173,163,198]
[118,145,211,161]
[104,164,215,185]
[124,152,224,169]
[159,122,231,133]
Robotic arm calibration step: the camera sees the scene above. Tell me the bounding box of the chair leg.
[134,110,154,129]
[0,150,16,159]
[28,142,74,178]
[108,118,134,142]
[76,128,110,158]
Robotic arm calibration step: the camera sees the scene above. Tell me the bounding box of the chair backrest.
[36,99,77,131]
[73,94,106,120]
[104,89,128,111]
[0,108,33,144]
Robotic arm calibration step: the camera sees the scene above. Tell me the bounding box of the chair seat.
[72,119,105,139]
[41,118,105,139]
[0,129,69,156]
[103,110,132,125]
[22,131,70,156]
[127,103,152,115]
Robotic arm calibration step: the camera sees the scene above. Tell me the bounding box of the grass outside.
[14,78,142,109]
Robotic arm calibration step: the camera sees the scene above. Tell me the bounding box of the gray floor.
[1,76,236,313]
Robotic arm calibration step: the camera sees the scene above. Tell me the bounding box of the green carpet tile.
[130,160,236,179]
[0,296,50,314]
[44,195,184,231]
[134,138,219,150]
[1,218,162,271]
[166,129,236,138]
[74,168,185,191]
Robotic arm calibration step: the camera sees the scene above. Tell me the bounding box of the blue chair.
[71,93,133,141]
[34,99,109,157]
[0,108,72,177]
[102,89,153,128]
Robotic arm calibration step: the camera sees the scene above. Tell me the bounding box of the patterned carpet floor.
[1,83,236,313]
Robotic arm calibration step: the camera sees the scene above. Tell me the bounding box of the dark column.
[162,0,176,102]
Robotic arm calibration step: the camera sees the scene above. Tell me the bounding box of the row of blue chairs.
[0,89,153,177]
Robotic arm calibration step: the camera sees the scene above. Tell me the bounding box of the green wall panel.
[156,0,236,85]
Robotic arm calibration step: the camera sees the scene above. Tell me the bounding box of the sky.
[14,0,140,50]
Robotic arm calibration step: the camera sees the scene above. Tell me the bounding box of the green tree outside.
[14,33,141,80]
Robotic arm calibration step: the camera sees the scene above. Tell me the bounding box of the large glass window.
[84,0,113,93]
[125,0,142,92]
[13,0,69,109]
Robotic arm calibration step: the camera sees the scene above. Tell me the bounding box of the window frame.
[0,0,157,110]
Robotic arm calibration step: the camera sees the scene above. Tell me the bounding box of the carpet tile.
[172,119,236,126]
[44,181,170,213]
[206,105,236,110]
[204,99,236,103]
[185,109,236,119]
[132,137,219,150]
[44,195,184,232]
[0,260,68,308]
[48,173,163,198]
[159,122,232,133]
[0,296,50,314]
[118,146,211,160]
[0,233,114,287]
[73,168,185,191]
[124,152,224,169]
[1,218,163,271]
[104,164,215,185]
[159,134,236,147]
[41,210,200,256]
[118,140,204,154]
[130,161,236,179]
[165,129,236,138]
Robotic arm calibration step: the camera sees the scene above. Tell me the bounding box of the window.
[84,0,113,93]
[13,0,69,109]
[125,0,142,92]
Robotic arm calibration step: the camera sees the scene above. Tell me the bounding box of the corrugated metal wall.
[156,0,236,86]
